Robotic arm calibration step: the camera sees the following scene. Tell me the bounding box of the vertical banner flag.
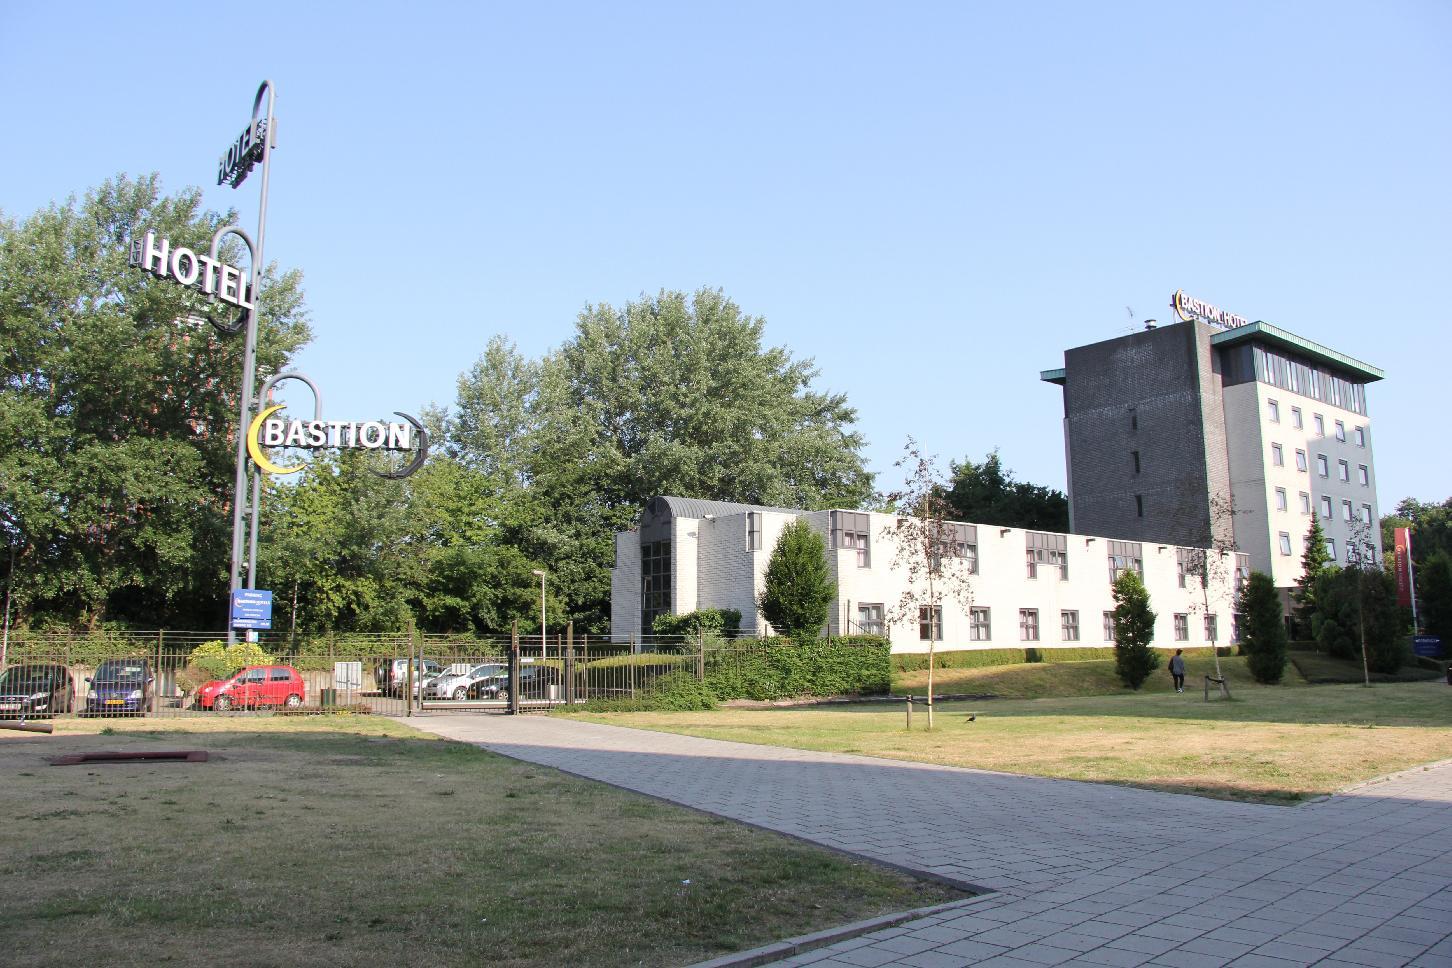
[1393,527,1413,607]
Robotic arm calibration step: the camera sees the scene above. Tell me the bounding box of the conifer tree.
[1112,570,1159,689]
[1238,571,1288,684]
[1293,517,1332,637]
[756,520,834,640]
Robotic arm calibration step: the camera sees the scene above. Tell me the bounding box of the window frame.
[1174,613,1189,641]
[1019,608,1040,642]
[1061,610,1080,642]
[970,607,991,642]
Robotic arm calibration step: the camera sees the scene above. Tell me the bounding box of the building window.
[1271,443,1284,467]
[1326,538,1337,559]
[1204,614,1218,643]
[918,605,942,641]
[1268,399,1280,423]
[1103,611,1116,642]
[1299,491,1310,514]
[1335,420,1346,442]
[1132,450,1141,473]
[1135,494,1144,517]
[1355,426,1365,447]
[1130,408,1137,432]
[1275,487,1287,512]
[831,511,871,567]
[1279,532,1292,556]
[1025,532,1068,580]
[1061,610,1079,642]
[857,603,884,636]
[1361,503,1372,525]
[1316,454,1329,477]
[1321,495,1333,518]
[1358,464,1369,486]
[1174,614,1189,641]
[1296,449,1308,472]
[963,542,979,574]
[641,539,672,632]
[1232,614,1243,643]
[1342,500,1353,522]
[1338,459,1350,482]
[747,512,761,551]
[1108,541,1143,582]
[1314,414,1325,437]
[1291,407,1303,429]
[1235,553,1251,591]
[1019,608,1040,642]
[1176,548,1187,588]
[970,607,991,642]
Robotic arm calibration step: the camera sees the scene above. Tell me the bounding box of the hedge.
[704,636,890,700]
[651,609,742,637]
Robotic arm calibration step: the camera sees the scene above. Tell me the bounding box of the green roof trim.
[1210,321,1384,383]
[1040,368,1066,385]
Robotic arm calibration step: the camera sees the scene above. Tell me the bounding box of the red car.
[197,665,306,711]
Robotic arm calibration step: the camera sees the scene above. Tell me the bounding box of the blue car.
[85,659,154,715]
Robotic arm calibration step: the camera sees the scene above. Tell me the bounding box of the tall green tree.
[1417,554,1452,653]
[448,288,874,631]
[1314,566,1410,674]
[1111,570,1159,689]
[943,450,1068,531]
[756,520,834,640]
[0,175,309,629]
[1385,497,1452,566]
[1292,517,1332,638]
[1237,571,1288,684]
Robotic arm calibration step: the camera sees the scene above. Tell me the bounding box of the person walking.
[1169,649,1186,693]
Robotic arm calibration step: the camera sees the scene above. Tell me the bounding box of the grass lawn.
[0,716,962,968]
[894,651,1265,699]
[571,661,1452,805]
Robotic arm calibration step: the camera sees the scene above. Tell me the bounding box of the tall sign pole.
[223,81,277,642]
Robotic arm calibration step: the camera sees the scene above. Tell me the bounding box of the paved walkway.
[409,715,1452,967]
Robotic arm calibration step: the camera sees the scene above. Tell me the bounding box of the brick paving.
[409,715,1452,967]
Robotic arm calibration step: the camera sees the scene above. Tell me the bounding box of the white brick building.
[612,496,1248,654]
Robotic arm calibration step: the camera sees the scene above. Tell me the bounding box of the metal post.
[153,630,162,715]
[565,622,575,704]
[531,569,547,661]
[696,628,705,681]
[906,694,912,730]
[405,632,414,717]
[1,542,13,672]
[227,80,278,641]
[509,621,520,715]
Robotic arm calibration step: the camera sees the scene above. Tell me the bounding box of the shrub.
[1314,567,1412,673]
[651,609,743,637]
[1238,571,1288,684]
[175,640,276,693]
[705,636,889,700]
[1112,571,1159,689]
[577,671,719,712]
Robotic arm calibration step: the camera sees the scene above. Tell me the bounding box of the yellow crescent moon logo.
[1171,289,1193,322]
[247,405,305,475]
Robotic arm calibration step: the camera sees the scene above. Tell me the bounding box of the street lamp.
[531,569,547,660]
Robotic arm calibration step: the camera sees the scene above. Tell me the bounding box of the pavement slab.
[406,714,1452,967]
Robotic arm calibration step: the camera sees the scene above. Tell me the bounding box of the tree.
[1238,572,1288,684]
[756,520,834,640]
[0,175,310,629]
[1111,570,1159,689]
[883,440,976,728]
[1314,565,1411,675]
[1386,497,1452,566]
[1182,493,1242,681]
[1417,554,1452,654]
[448,288,875,631]
[1292,517,1332,638]
[943,450,1068,531]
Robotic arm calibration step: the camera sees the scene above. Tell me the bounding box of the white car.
[423,663,507,701]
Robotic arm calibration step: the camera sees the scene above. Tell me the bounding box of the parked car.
[424,663,507,700]
[196,665,306,711]
[85,659,154,715]
[0,664,75,717]
[373,658,445,697]
[467,664,562,702]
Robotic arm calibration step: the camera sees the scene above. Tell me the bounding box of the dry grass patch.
[571,680,1452,804]
[895,653,1267,699]
[0,717,961,967]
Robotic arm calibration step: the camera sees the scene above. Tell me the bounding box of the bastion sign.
[1170,290,1248,331]
[247,405,428,479]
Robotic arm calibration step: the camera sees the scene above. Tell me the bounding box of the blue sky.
[3,2,1448,508]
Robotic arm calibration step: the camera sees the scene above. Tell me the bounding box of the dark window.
[918,606,942,641]
[269,668,291,681]
[641,539,672,632]
[747,512,761,551]
[857,603,884,636]
[1132,450,1140,474]
[1135,494,1144,517]
[1103,611,1116,643]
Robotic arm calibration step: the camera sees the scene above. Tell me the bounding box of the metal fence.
[0,628,776,721]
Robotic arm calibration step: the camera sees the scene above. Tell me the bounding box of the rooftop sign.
[1171,290,1247,331]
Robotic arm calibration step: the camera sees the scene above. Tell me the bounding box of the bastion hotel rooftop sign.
[1171,290,1247,330]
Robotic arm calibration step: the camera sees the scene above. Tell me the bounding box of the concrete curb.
[684,896,990,968]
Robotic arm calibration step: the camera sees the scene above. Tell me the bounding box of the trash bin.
[321,688,338,708]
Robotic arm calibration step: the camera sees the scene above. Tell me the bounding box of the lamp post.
[532,569,547,660]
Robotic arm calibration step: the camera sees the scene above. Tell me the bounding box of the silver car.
[424,663,507,701]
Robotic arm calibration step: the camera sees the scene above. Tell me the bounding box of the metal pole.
[532,569,546,661]
[1,542,14,672]
[227,80,278,640]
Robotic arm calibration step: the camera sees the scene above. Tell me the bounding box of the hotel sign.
[129,230,253,311]
[1170,290,1248,331]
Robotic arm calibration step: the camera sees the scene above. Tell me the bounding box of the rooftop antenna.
[1124,305,1138,334]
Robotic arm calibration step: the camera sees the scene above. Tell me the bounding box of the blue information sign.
[231,589,274,630]
[1412,635,1443,658]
